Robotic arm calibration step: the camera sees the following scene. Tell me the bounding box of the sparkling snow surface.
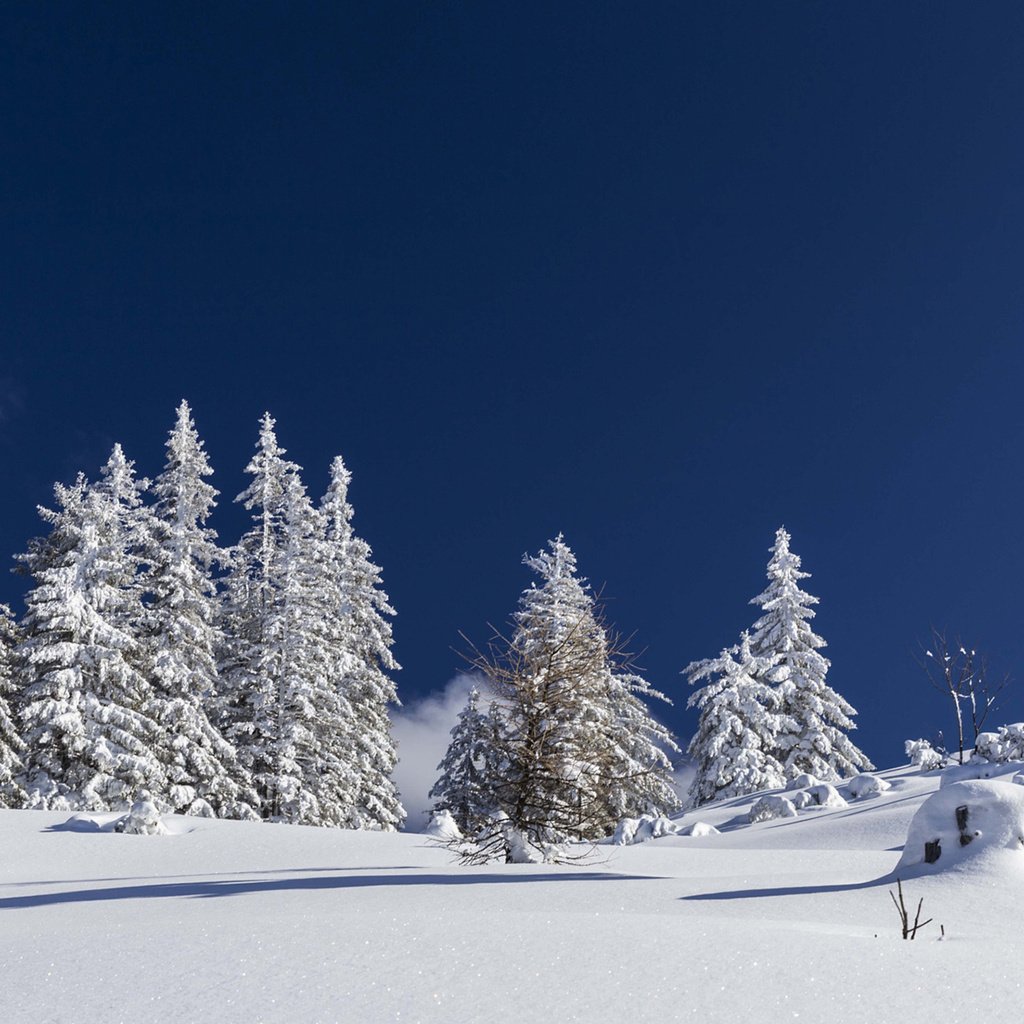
[3,764,1024,1022]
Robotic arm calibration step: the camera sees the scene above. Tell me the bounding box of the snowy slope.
[2,764,1023,1023]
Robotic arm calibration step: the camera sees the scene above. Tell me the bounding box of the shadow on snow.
[0,870,662,910]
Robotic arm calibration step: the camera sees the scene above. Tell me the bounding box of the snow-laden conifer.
[143,401,257,818]
[685,632,791,806]
[748,527,873,780]
[429,686,503,836]
[0,604,27,808]
[17,451,164,810]
[320,456,404,830]
[218,414,303,819]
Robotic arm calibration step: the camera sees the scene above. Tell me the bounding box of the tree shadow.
[6,865,425,889]
[682,871,895,901]
[0,870,661,910]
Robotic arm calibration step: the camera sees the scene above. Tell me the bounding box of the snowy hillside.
[3,763,1023,1023]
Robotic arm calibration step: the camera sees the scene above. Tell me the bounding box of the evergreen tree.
[685,632,791,806]
[429,686,503,836]
[0,604,27,808]
[218,413,303,819]
[16,452,164,810]
[320,456,404,831]
[143,401,256,818]
[468,536,678,855]
[219,417,371,826]
[748,527,873,780]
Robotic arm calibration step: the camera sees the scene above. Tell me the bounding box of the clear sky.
[4,3,1024,768]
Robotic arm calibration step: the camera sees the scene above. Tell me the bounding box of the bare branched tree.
[917,627,1009,765]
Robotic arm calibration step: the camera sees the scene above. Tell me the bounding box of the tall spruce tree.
[0,604,27,808]
[685,632,791,806]
[320,456,404,831]
[143,401,256,818]
[16,451,164,810]
[218,413,303,819]
[748,527,873,780]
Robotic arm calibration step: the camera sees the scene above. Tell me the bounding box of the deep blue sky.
[4,3,1024,768]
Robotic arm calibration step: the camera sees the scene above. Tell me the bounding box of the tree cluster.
[430,536,680,861]
[0,402,404,829]
[684,527,873,807]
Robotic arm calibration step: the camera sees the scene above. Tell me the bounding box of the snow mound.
[975,724,1024,763]
[804,784,848,809]
[748,795,797,823]
[939,761,1010,787]
[906,738,944,770]
[790,790,814,810]
[114,793,168,835]
[896,780,1024,875]
[425,809,463,841]
[684,821,720,837]
[786,773,820,791]
[846,773,891,799]
[612,814,681,845]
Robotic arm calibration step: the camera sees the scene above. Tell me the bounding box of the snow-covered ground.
[3,763,1023,1023]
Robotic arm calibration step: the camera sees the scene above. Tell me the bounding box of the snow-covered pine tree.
[218,416,366,826]
[319,456,404,831]
[142,400,257,819]
[470,535,678,854]
[217,413,302,820]
[267,471,356,826]
[0,604,27,808]
[16,451,165,810]
[684,632,791,806]
[748,527,873,780]
[429,685,503,836]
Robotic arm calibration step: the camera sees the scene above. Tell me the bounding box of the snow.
[896,779,1024,875]
[3,763,1024,1022]
[747,793,797,822]
[846,772,892,799]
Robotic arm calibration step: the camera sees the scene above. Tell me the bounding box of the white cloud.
[392,674,482,832]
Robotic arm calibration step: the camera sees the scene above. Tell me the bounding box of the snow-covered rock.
[113,792,167,836]
[804,784,848,809]
[846,773,891,799]
[612,814,681,845]
[684,821,720,837]
[790,790,815,810]
[896,780,1024,874]
[786,773,820,791]
[748,795,797,823]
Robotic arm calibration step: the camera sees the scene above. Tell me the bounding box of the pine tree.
[218,413,303,819]
[319,456,404,831]
[143,401,256,818]
[748,527,873,780]
[16,451,164,810]
[467,536,678,855]
[0,604,27,808]
[685,632,791,806]
[429,686,503,836]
